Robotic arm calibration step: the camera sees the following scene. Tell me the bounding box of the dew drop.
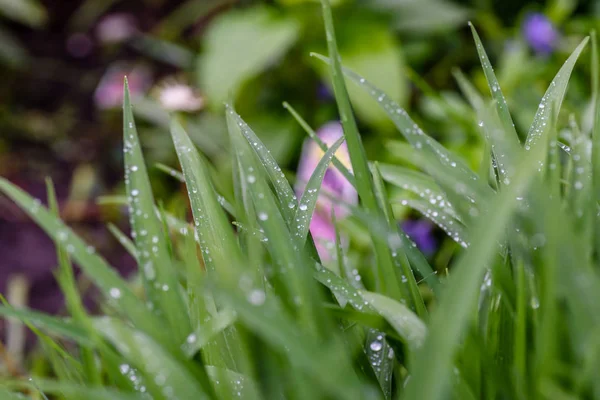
[370,341,383,352]
[109,287,122,299]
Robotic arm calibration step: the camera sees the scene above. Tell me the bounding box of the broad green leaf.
[123,80,190,341]
[0,178,167,345]
[198,6,299,107]
[293,136,345,242]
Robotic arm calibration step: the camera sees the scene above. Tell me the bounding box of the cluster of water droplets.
[119,363,150,396]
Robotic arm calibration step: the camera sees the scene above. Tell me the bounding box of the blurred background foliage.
[0,0,599,316]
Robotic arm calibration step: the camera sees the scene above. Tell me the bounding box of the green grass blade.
[364,329,394,399]
[524,38,589,153]
[46,178,101,385]
[181,309,237,358]
[0,382,143,400]
[0,178,167,344]
[317,0,382,217]
[283,102,355,186]
[93,317,212,399]
[315,3,407,302]
[379,163,460,220]
[469,23,520,147]
[170,117,243,276]
[401,198,469,248]
[123,79,190,342]
[227,107,297,224]
[0,306,90,345]
[371,162,426,316]
[403,144,546,400]
[293,136,344,242]
[360,291,426,351]
[312,53,486,196]
[107,223,138,261]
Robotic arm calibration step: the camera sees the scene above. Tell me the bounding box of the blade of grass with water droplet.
[318,0,407,303]
[181,309,237,358]
[227,108,297,224]
[379,163,460,220]
[170,117,242,276]
[524,38,589,154]
[170,117,254,376]
[402,198,469,248]
[371,162,426,316]
[283,101,355,186]
[454,69,519,186]
[0,382,141,400]
[360,291,427,352]
[123,79,190,342]
[0,305,90,345]
[45,178,102,385]
[211,279,364,400]
[312,53,487,198]
[107,223,137,261]
[469,24,520,147]
[93,317,213,399]
[566,117,593,254]
[293,136,344,242]
[403,143,546,400]
[365,328,394,400]
[0,178,168,346]
[591,31,600,255]
[226,108,327,337]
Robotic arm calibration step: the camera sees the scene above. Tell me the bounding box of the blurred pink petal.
[94,64,151,109]
[96,13,137,44]
[295,121,356,260]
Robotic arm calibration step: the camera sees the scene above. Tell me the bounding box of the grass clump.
[1,1,600,399]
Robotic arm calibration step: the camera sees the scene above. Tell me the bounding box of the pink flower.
[295,122,357,260]
[94,64,151,109]
[96,13,137,44]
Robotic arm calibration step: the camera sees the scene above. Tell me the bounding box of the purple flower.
[94,64,151,109]
[295,122,357,260]
[402,219,437,256]
[522,13,559,55]
[316,82,334,102]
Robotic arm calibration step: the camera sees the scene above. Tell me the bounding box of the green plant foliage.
[1,1,600,399]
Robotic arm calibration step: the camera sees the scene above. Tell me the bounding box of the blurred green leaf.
[368,0,469,33]
[198,6,299,108]
[0,0,47,27]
